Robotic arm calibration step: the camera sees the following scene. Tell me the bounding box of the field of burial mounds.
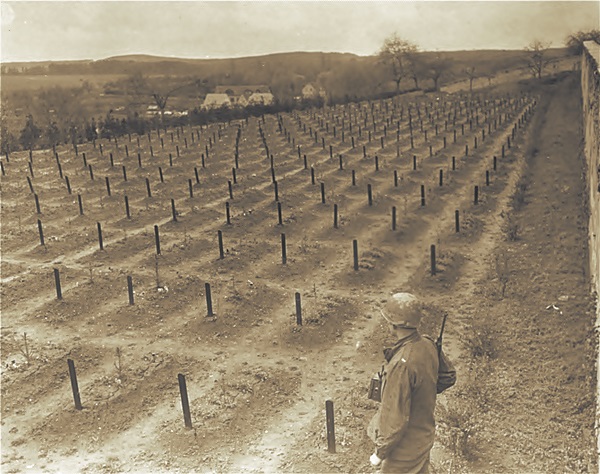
[2,88,540,473]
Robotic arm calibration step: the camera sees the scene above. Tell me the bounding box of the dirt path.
[439,72,597,473]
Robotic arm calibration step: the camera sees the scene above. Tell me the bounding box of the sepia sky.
[1,1,599,62]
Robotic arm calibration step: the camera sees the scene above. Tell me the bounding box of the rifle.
[436,312,448,355]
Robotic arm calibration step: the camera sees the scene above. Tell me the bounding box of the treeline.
[1,98,325,154]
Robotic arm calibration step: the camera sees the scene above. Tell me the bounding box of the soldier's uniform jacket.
[368,331,453,473]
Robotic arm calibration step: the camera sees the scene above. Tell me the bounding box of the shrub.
[461,315,497,360]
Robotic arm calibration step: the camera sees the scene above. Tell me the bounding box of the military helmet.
[380,292,422,328]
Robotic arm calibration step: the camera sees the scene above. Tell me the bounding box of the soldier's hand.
[370,452,382,467]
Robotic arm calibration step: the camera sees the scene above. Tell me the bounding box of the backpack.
[424,335,456,394]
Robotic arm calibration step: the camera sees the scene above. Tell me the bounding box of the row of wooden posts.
[50,203,456,306]
[4,92,522,179]
[65,358,338,452]
[2,93,527,177]
[10,97,531,216]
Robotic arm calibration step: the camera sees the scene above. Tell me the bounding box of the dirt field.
[1,71,595,473]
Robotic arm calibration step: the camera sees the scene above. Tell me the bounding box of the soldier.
[368,292,456,473]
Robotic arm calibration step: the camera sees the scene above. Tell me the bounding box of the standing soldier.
[368,292,456,473]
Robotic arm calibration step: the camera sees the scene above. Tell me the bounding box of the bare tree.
[406,48,425,90]
[526,40,553,79]
[464,67,477,93]
[379,33,418,94]
[565,29,600,55]
[127,74,203,123]
[427,56,452,91]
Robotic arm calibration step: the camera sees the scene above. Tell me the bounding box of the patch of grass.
[511,182,528,211]
[500,210,521,241]
[461,315,498,360]
[437,359,493,464]
[493,253,511,298]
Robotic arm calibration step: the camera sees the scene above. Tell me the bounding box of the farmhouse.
[202,93,232,109]
[302,83,326,100]
[247,92,275,106]
[214,85,272,107]
[146,104,159,116]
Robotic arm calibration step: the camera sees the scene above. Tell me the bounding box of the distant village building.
[247,92,275,106]
[146,105,160,116]
[301,83,326,100]
[214,85,272,107]
[202,93,232,109]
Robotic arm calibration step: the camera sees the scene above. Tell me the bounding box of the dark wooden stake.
[77,194,84,215]
[121,195,130,219]
[202,282,214,320]
[34,193,41,214]
[421,185,426,207]
[455,210,460,233]
[353,239,359,271]
[281,233,287,264]
[367,184,373,206]
[146,178,152,197]
[127,276,134,305]
[171,199,177,222]
[105,176,111,196]
[27,175,35,194]
[154,225,161,255]
[295,292,302,325]
[37,219,45,246]
[430,244,437,276]
[218,230,224,259]
[178,374,193,429]
[310,167,315,185]
[67,358,82,410]
[277,201,283,225]
[320,182,326,204]
[333,204,338,228]
[225,201,231,225]
[97,222,104,250]
[474,185,479,205]
[54,268,62,300]
[392,206,397,231]
[326,400,336,453]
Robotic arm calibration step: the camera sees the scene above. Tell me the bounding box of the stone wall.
[582,41,600,307]
[581,40,600,460]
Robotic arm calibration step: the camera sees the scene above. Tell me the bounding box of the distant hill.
[2,51,363,77]
[2,48,569,79]
[1,48,572,101]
